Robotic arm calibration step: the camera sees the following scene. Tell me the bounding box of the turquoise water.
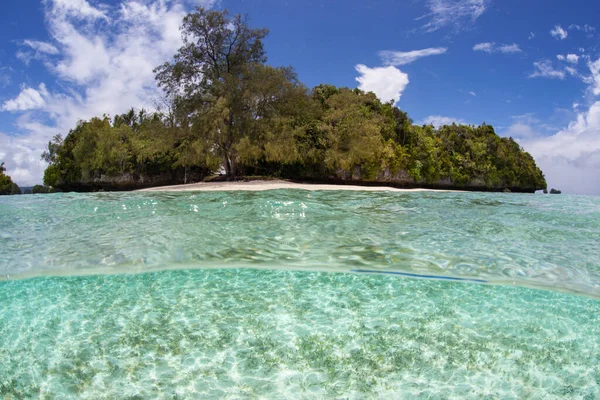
[1,190,600,397]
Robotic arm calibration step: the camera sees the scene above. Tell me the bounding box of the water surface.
[2,190,599,297]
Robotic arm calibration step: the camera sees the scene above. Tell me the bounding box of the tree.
[32,185,56,194]
[0,162,20,195]
[154,8,270,176]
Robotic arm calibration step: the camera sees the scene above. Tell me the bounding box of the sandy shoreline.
[137,179,456,192]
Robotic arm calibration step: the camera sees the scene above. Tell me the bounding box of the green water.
[1,190,599,398]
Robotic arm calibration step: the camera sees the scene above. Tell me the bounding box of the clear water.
[1,190,599,397]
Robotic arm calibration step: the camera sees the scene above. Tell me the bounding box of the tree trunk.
[224,155,232,176]
[230,157,237,177]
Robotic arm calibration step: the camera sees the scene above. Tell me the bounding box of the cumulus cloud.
[558,54,580,64]
[529,60,566,79]
[0,129,55,186]
[355,65,409,105]
[502,60,600,195]
[1,84,49,111]
[473,42,522,54]
[419,0,489,32]
[420,115,466,128]
[379,47,447,66]
[566,54,580,64]
[520,102,600,195]
[0,0,216,186]
[550,25,568,40]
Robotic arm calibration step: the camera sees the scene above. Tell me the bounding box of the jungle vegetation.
[0,162,21,195]
[42,8,546,192]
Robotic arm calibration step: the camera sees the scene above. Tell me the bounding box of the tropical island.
[38,8,546,194]
[0,162,21,195]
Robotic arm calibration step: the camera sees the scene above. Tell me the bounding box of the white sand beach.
[137,179,454,192]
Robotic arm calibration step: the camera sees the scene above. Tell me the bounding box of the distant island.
[35,8,545,194]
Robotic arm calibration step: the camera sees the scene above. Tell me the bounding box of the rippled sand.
[137,179,455,192]
[1,268,599,398]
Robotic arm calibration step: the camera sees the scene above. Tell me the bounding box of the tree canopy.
[41,8,546,193]
[0,162,21,195]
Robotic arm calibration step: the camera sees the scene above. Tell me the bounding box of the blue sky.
[1,0,599,194]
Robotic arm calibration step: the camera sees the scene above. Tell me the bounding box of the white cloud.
[0,0,216,186]
[497,43,522,53]
[528,32,535,40]
[569,24,595,33]
[473,42,522,54]
[506,60,600,195]
[22,40,60,55]
[0,67,12,87]
[565,66,578,76]
[48,0,109,21]
[557,53,580,64]
[379,47,447,66]
[473,42,493,53]
[504,122,537,139]
[550,25,568,40]
[529,60,566,79]
[0,129,55,186]
[355,65,409,105]
[588,58,600,95]
[1,84,49,111]
[421,115,466,128]
[566,54,579,63]
[419,0,489,32]
[520,102,600,195]
[17,40,61,66]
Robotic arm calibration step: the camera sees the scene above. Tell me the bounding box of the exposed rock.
[307,167,543,193]
[550,188,562,194]
[56,167,207,192]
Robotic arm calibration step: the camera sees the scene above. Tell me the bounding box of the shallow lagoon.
[1,190,599,397]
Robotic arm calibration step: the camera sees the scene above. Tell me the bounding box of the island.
[0,162,21,195]
[39,8,546,194]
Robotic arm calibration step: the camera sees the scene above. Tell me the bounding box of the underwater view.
[1,190,599,398]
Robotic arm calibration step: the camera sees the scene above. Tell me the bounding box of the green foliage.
[41,8,547,192]
[0,162,21,195]
[32,185,57,194]
[41,110,216,189]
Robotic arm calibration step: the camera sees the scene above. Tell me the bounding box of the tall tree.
[154,8,269,176]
